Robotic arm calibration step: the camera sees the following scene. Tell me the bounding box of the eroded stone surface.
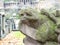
[58,35,60,43]
[23,36,42,45]
[44,41,58,45]
[55,28,60,34]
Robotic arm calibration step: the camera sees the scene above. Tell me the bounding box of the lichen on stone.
[36,15,57,42]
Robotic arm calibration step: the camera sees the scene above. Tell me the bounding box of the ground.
[0,31,25,45]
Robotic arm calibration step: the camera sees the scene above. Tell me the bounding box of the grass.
[12,31,25,45]
[13,31,25,39]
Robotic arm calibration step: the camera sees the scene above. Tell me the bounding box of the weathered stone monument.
[0,14,14,39]
[19,8,60,45]
[0,14,6,39]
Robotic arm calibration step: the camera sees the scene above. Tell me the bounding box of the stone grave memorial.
[0,14,6,39]
[0,14,14,39]
[19,8,60,45]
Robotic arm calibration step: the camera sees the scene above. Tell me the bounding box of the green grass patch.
[13,31,25,39]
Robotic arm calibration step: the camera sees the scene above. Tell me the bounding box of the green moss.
[36,20,57,42]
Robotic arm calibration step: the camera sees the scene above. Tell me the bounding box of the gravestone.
[0,14,6,39]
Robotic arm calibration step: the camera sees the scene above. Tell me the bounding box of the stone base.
[23,36,42,45]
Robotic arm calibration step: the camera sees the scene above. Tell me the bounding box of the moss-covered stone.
[44,42,58,45]
[36,19,57,42]
[56,17,60,28]
[19,8,58,43]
